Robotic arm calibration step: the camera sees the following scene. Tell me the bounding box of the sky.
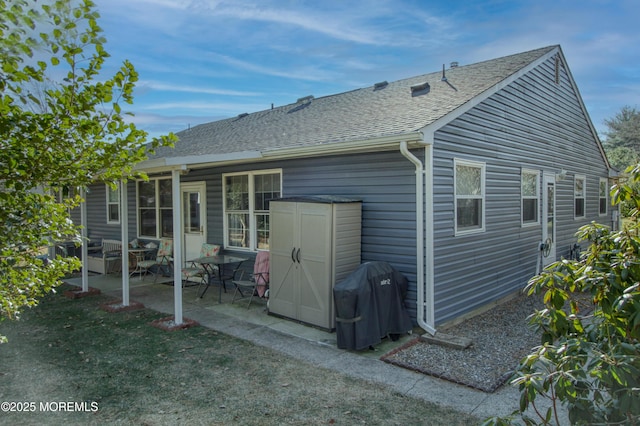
[91,0,639,141]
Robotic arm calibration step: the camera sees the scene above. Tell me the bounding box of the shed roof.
[146,45,559,166]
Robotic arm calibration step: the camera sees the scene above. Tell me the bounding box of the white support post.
[120,180,130,306]
[80,188,89,293]
[172,169,183,324]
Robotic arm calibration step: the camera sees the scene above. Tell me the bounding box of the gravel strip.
[382,292,544,392]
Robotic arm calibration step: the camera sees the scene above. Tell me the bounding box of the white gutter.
[165,151,263,167]
[137,135,424,175]
[263,133,421,159]
[400,141,436,335]
[135,151,263,173]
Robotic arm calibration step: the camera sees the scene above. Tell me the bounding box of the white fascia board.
[134,158,167,171]
[134,151,263,173]
[420,46,561,141]
[164,151,263,167]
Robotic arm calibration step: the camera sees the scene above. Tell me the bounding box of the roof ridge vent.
[296,95,314,103]
[410,82,430,97]
[373,81,388,90]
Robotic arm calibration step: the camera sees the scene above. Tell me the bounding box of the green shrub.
[485,164,640,426]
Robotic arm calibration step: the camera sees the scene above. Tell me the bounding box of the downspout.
[400,141,436,335]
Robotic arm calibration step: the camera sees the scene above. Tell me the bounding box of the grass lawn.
[0,286,480,425]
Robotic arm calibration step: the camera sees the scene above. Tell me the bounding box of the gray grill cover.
[333,261,412,350]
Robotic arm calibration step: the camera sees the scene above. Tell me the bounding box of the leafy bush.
[485,164,640,425]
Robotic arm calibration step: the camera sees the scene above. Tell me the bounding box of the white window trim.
[106,184,120,225]
[136,177,172,239]
[574,174,586,219]
[223,169,282,251]
[599,177,608,216]
[454,158,486,235]
[521,168,540,227]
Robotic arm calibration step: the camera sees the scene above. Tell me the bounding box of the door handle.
[291,247,296,263]
[296,248,301,263]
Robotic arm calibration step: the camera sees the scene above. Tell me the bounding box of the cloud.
[139,81,262,97]
[104,0,454,48]
[140,100,268,113]
[204,3,394,46]
[203,52,342,82]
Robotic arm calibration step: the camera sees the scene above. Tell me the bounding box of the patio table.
[128,247,155,279]
[189,255,247,303]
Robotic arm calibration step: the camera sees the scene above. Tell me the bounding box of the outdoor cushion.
[182,244,221,280]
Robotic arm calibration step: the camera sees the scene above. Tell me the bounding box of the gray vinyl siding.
[281,151,419,319]
[81,184,123,241]
[81,181,152,244]
[138,152,419,319]
[432,54,610,325]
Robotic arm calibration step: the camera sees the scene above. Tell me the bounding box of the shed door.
[542,173,556,265]
[297,202,332,328]
[269,202,298,319]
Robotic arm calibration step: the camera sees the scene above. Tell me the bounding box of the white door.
[181,182,206,265]
[542,172,556,266]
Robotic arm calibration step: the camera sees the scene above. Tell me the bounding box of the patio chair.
[136,238,173,282]
[181,243,221,287]
[232,250,269,308]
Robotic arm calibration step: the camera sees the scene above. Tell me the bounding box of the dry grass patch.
[0,286,480,425]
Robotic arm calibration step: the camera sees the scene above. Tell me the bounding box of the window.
[224,170,281,250]
[599,178,608,215]
[455,159,485,234]
[106,184,120,224]
[53,186,75,215]
[521,169,539,225]
[574,175,586,219]
[137,178,173,238]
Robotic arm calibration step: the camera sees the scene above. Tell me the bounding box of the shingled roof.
[147,45,558,164]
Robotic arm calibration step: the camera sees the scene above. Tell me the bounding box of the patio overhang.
[127,131,426,326]
[136,133,425,173]
[135,151,263,173]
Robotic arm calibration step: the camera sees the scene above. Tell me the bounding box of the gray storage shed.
[269,196,362,330]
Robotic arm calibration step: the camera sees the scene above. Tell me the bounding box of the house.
[80,45,612,333]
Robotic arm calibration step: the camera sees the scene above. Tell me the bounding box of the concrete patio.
[63,273,410,357]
